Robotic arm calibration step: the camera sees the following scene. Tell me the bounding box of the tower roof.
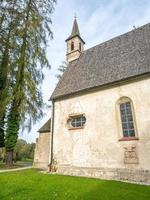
[66,17,85,44]
[71,17,80,37]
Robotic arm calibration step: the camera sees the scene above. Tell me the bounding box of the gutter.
[48,100,55,172]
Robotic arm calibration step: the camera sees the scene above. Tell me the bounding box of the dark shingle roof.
[51,23,150,100]
[38,119,51,133]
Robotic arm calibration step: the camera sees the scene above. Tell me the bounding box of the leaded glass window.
[120,102,135,137]
[67,115,86,129]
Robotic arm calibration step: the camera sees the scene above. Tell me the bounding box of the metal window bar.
[120,102,135,137]
[71,116,86,128]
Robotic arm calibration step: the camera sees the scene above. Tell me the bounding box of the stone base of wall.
[57,165,150,184]
[33,162,49,170]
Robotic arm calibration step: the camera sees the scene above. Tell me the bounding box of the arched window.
[79,42,81,51]
[118,97,136,138]
[71,42,74,51]
[67,115,86,129]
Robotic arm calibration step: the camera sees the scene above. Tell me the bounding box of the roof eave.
[65,34,85,44]
[50,73,150,101]
[38,130,50,133]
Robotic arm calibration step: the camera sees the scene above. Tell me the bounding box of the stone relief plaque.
[124,146,138,164]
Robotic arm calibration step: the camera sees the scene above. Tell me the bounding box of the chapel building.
[34,18,150,184]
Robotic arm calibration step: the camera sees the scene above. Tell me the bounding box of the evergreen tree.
[0,114,5,148]
[4,0,56,166]
[56,61,68,80]
[0,0,20,120]
[0,0,20,150]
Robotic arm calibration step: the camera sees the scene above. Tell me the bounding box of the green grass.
[0,169,150,200]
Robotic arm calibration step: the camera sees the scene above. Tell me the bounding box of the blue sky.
[20,0,150,142]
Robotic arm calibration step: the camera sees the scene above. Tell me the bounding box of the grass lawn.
[0,169,150,200]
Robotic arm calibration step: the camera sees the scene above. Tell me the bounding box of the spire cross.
[74,13,77,19]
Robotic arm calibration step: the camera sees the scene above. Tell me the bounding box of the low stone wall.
[33,132,50,170]
[57,165,150,184]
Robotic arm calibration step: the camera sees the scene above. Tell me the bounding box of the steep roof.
[51,23,150,100]
[71,17,80,37]
[38,118,51,133]
[66,18,85,44]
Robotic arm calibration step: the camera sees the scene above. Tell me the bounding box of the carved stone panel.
[124,146,138,164]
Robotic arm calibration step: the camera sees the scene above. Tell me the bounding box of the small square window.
[67,115,86,129]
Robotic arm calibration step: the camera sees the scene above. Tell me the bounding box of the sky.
[19,0,150,143]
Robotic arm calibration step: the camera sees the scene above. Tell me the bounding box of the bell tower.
[66,17,85,63]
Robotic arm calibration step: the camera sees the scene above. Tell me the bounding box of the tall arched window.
[71,42,74,51]
[118,97,137,138]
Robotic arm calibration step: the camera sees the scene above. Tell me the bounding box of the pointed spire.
[71,16,80,37]
[65,17,85,44]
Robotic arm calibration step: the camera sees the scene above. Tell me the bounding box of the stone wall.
[57,165,150,184]
[34,132,51,170]
[53,77,150,183]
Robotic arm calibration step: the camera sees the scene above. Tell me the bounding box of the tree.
[0,0,20,121]
[56,61,68,80]
[0,147,5,162]
[0,114,5,148]
[14,139,27,161]
[0,0,56,166]
[0,0,21,151]
[14,139,35,161]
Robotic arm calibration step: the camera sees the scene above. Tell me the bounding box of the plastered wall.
[53,78,150,175]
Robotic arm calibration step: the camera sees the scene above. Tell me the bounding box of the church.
[34,18,150,184]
